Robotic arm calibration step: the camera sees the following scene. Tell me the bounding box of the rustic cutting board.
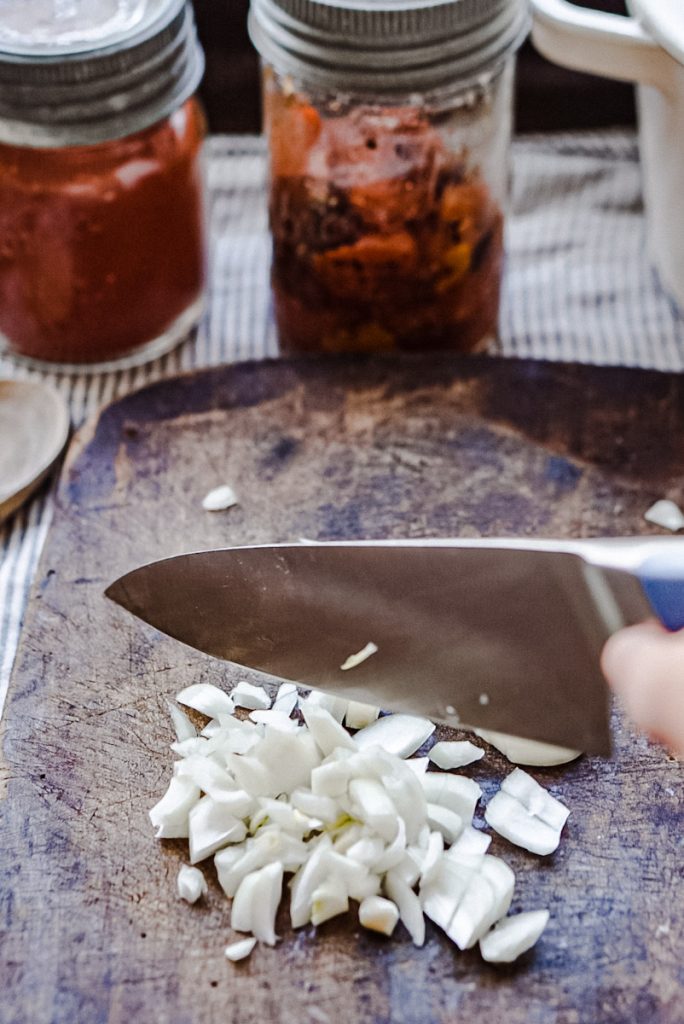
[1,355,683,1024]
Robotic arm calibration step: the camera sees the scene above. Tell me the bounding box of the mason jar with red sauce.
[249,0,528,356]
[0,0,206,371]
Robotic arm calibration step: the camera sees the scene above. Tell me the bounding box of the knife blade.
[105,537,684,756]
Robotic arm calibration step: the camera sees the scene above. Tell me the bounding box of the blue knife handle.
[637,550,684,631]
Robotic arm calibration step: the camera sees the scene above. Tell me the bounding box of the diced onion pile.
[151,682,569,965]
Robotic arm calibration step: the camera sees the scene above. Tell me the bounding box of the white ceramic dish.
[0,379,70,525]
[530,0,684,311]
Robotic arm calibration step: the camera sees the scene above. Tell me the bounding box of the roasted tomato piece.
[312,231,418,302]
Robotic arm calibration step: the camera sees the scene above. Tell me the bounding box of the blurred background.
[193,0,635,134]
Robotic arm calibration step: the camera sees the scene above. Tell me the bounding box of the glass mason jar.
[250,0,528,356]
[0,0,206,372]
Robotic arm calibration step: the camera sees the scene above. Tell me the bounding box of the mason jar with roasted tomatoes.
[249,0,528,355]
[0,0,206,371]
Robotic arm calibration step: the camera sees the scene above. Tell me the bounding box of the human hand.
[601,621,684,757]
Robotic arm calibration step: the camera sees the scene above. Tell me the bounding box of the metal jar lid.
[249,0,530,94]
[0,0,204,148]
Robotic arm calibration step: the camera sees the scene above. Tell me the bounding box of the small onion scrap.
[177,864,208,903]
[150,680,559,968]
[429,740,484,770]
[644,498,684,532]
[340,642,379,671]
[202,484,238,512]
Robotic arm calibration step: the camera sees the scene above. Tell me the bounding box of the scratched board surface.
[1,355,682,1024]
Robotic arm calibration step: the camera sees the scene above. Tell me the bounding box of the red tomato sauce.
[0,98,206,366]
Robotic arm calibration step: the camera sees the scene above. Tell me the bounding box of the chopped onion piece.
[200,720,221,739]
[339,863,381,902]
[340,642,378,671]
[149,777,200,839]
[226,753,273,797]
[501,769,570,832]
[224,937,257,961]
[273,682,299,716]
[359,896,399,937]
[214,842,249,897]
[346,835,385,867]
[348,778,399,842]
[253,728,322,796]
[250,797,319,838]
[231,861,283,945]
[176,682,235,718]
[302,690,348,723]
[380,765,428,844]
[167,702,197,742]
[188,796,248,863]
[447,871,496,950]
[290,837,333,928]
[475,728,581,766]
[219,729,261,756]
[416,829,444,887]
[344,700,380,730]
[479,910,550,963]
[177,864,208,903]
[310,759,351,798]
[331,822,364,854]
[215,830,307,898]
[344,746,394,781]
[420,773,481,821]
[428,740,484,770]
[290,788,340,824]
[420,856,471,931]
[300,703,357,756]
[644,498,684,532]
[478,856,515,934]
[311,878,349,926]
[374,818,408,874]
[384,871,425,947]
[249,709,300,731]
[170,736,209,758]
[390,850,421,889]
[354,714,435,759]
[202,484,238,511]
[174,753,236,797]
[445,826,491,863]
[426,803,464,844]
[232,680,272,711]
[485,792,564,857]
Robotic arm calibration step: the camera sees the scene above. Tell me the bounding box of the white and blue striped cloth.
[2,130,684,716]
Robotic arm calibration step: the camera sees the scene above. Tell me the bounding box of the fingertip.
[601,622,684,756]
[601,621,666,692]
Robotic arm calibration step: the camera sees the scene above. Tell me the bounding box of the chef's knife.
[105,537,684,755]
